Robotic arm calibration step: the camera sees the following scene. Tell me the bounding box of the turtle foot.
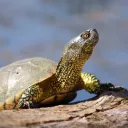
[98,83,125,94]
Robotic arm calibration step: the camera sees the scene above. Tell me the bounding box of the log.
[0,87,128,128]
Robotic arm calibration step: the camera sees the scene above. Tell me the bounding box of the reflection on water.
[0,0,128,102]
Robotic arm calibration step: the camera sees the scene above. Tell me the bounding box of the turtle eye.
[80,32,90,39]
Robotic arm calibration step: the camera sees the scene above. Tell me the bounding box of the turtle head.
[55,29,99,89]
[62,28,99,62]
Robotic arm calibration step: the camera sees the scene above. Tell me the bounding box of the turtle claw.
[17,100,35,109]
[109,85,125,92]
[23,101,34,109]
[99,83,125,93]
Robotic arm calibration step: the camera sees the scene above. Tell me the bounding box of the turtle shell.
[0,57,57,102]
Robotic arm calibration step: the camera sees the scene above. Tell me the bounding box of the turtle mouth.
[89,30,99,48]
[90,29,99,43]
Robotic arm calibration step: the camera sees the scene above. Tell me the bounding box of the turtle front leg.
[76,72,115,94]
[16,85,43,109]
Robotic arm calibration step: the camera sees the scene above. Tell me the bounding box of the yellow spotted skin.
[15,85,44,109]
[16,72,100,109]
[79,73,100,94]
[0,28,103,110]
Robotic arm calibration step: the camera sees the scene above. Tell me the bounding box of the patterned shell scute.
[0,57,57,102]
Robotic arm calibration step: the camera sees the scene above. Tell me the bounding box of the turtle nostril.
[93,29,97,33]
[90,28,97,33]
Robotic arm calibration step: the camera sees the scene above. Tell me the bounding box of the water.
[0,0,128,102]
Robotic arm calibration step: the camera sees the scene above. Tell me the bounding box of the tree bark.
[0,87,128,128]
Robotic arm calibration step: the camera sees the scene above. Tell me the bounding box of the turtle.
[0,28,113,110]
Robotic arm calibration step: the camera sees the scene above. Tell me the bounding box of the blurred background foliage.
[0,0,128,102]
